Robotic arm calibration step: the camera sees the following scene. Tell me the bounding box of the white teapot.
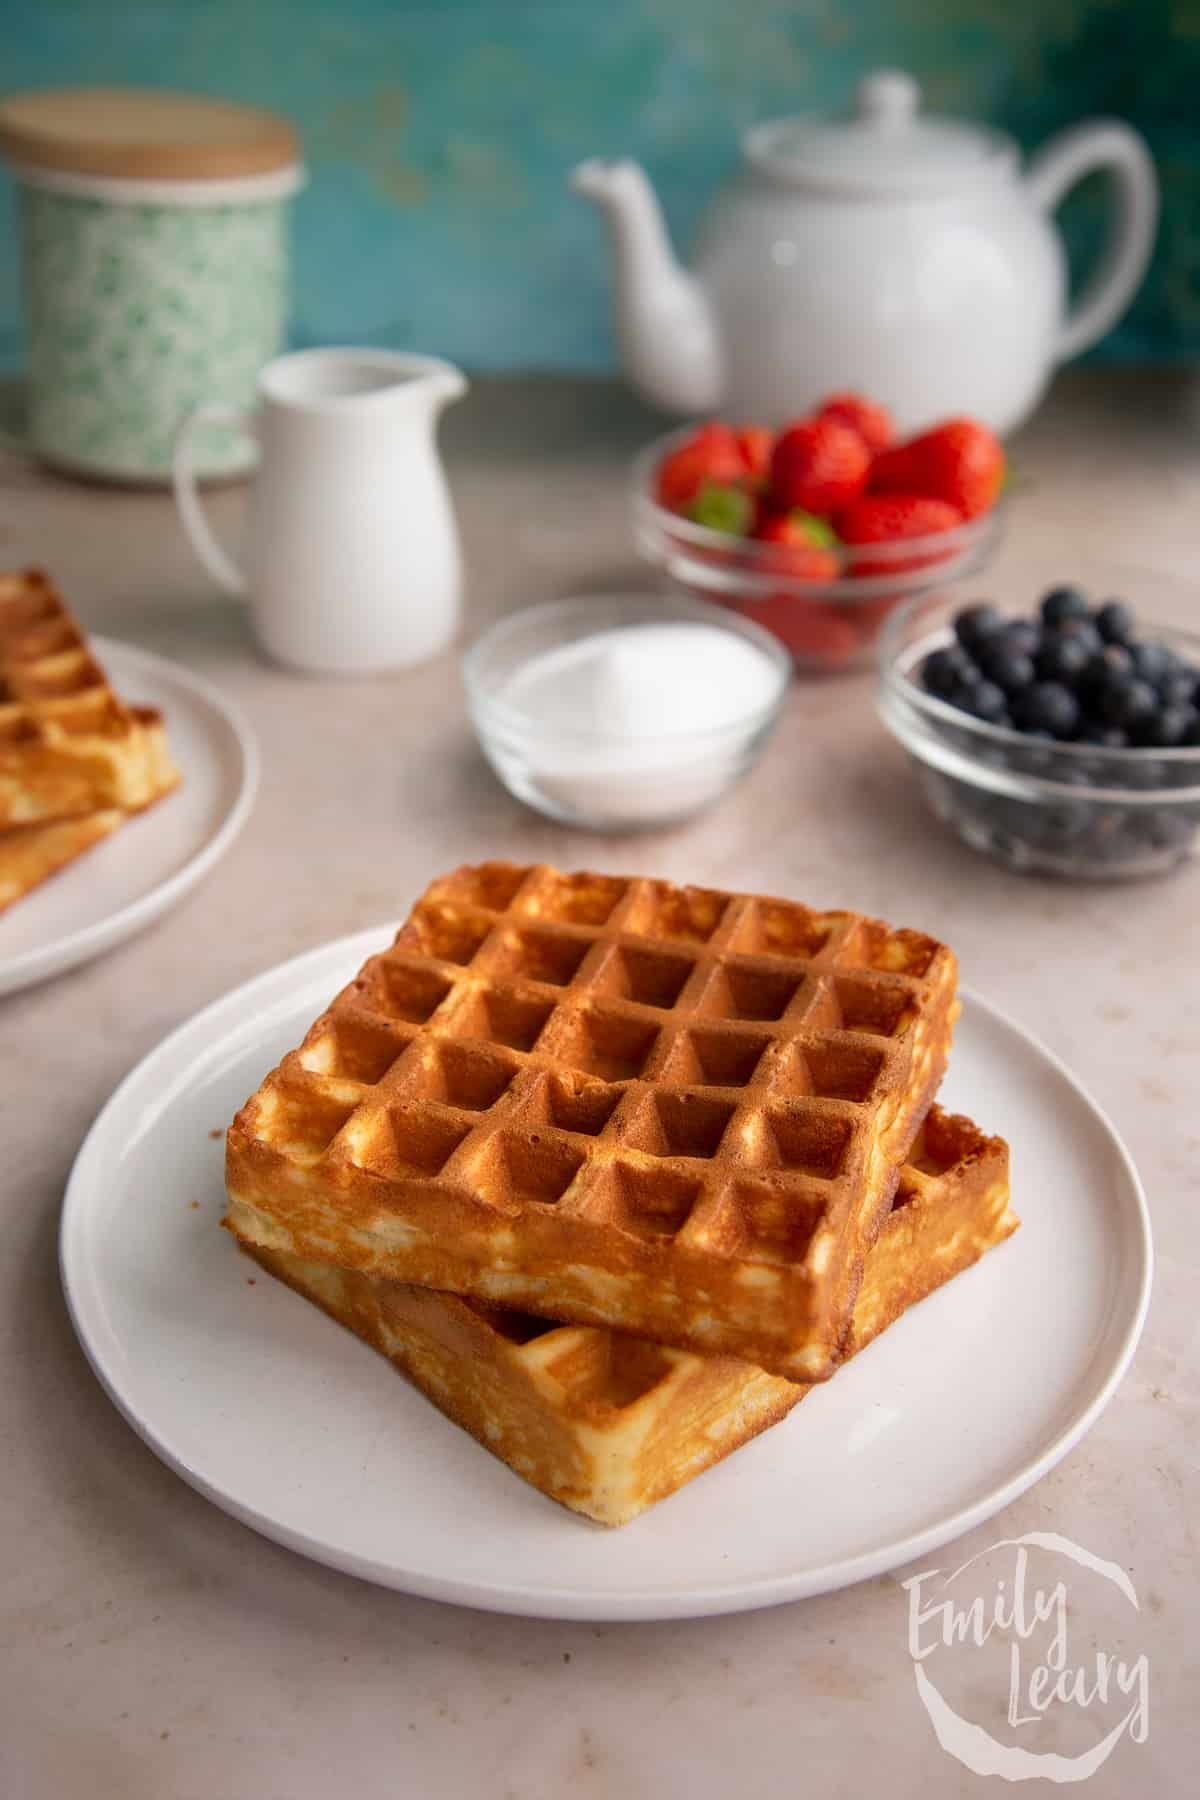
[572,71,1157,435]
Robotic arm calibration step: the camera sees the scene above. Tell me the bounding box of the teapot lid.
[744,71,1015,195]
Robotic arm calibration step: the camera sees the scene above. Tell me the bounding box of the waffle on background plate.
[225,862,1017,1525]
[227,863,959,1381]
[0,570,180,911]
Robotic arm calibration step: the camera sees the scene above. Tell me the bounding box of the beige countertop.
[0,370,1195,1798]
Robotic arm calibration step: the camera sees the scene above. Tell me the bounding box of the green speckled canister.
[0,88,303,482]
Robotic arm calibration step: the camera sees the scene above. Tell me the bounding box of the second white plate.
[60,930,1151,1620]
[0,637,258,995]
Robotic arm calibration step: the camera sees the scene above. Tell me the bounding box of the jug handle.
[1026,121,1158,364]
[172,404,254,595]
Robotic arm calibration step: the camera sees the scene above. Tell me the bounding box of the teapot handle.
[1026,121,1158,364]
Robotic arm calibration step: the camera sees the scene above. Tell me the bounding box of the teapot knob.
[855,69,920,128]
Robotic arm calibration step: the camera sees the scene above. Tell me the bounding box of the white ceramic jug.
[173,347,467,674]
[573,70,1158,435]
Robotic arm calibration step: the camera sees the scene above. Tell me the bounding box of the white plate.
[60,930,1152,1621]
[0,638,258,995]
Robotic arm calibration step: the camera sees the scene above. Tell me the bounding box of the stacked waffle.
[0,569,180,912]
[225,864,1017,1524]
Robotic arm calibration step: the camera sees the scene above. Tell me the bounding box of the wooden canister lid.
[0,87,299,181]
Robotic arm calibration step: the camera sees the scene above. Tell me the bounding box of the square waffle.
[0,568,179,827]
[243,1106,1017,1525]
[0,719,180,915]
[227,864,958,1380]
[0,810,124,912]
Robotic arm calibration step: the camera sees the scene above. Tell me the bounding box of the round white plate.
[60,930,1152,1621]
[0,638,258,995]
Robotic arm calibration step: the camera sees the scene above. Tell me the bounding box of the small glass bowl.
[879,593,1200,880]
[632,427,1003,676]
[463,593,791,831]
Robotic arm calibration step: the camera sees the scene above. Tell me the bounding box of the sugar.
[496,622,783,825]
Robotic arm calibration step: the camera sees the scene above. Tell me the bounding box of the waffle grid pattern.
[231,866,956,1374]
[453,1107,1008,1386]
[0,568,122,735]
[0,568,175,827]
[244,1105,1014,1524]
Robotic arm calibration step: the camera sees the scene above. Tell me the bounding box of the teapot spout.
[571,158,723,415]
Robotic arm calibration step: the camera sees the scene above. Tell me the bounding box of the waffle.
[0,810,124,912]
[244,1106,1016,1525]
[226,864,958,1380]
[0,568,180,826]
[0,730,181,915]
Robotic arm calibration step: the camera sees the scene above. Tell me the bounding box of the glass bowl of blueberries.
[878,585,1200,879]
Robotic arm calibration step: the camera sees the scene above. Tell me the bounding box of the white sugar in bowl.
[464,594,791,831]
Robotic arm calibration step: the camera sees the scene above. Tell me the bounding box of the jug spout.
[417,359,468,413]
[571,158,723,415]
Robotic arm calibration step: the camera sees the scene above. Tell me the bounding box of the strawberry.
[655,422,746,512]
[688,482,754,535]
[735,593,859,668]
[869,417,1004,519]
[818,391,893,453]
[837,494,963,544]
[753,510,840,583]
[836,493,963,580]
[769,417,870,517]
[734,423,773,484]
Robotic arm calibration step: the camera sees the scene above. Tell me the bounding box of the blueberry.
[979,644,1036,694]
[1053,618,1103,659]
[1035,633,1091,685]
[1132,705,1193,748]
[922,646,972,697]
[1144,811,1193,854]
[1076,721,1128,748]
[1125,753,1168,792]
[1158,669,1197,709]
[1000,621,1041,659]
[1099,676,1158,731]
[961,679,1010,725]
[1093,644,1134,677]
[1130,640,1172,684]
[1079,647,1133,710]
[953,603,1006,655]
[1040,586,1090,627]
[1093,600,1133,644]
[1058,763,1097,789]
[1011,681,1080,738]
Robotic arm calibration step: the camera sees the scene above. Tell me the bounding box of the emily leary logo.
[902,1532,1150,1783]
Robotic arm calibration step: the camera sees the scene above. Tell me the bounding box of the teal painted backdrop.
[1,0,1197,372]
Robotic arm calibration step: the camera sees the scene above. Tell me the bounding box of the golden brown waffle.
[0,736,180,915]
[227,864,958,1379]
[245,1107,1016,1526]
[0,810,124,912]
[0,568,180,826]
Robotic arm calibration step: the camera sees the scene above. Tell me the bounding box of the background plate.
[60,930,1152,1621]
[0,637,258,994]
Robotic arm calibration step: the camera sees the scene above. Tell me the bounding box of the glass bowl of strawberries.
[632,393,1005,673]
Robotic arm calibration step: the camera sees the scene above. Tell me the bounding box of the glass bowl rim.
[878,598,1200,773]
[631,422,1005,598]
